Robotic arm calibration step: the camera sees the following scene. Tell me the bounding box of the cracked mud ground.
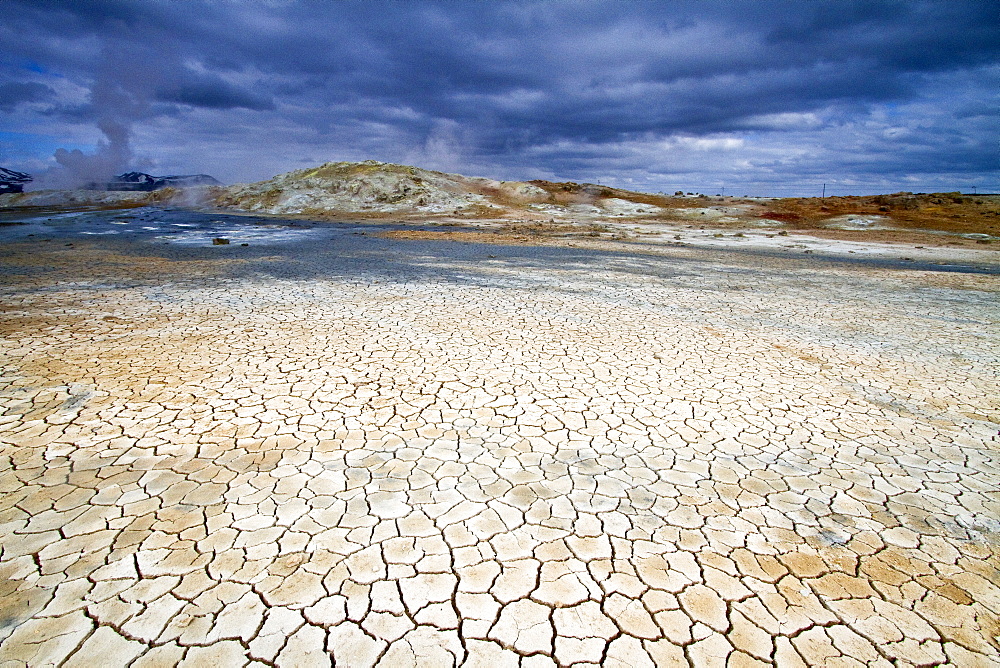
[1,233,999,667]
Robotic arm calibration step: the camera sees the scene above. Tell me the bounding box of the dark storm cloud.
[156,76,274,112]
[0,81,55,111]
[1,0,997,192]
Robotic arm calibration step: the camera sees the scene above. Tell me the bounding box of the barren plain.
[0,195,999,667]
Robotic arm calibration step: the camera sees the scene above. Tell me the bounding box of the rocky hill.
[214,160,667,218]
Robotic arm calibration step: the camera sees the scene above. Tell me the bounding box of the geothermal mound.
[214,160,667,218]
[215,161,498,215]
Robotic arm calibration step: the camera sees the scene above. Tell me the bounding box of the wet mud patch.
[0,241,236,292]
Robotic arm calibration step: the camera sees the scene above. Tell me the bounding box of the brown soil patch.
[375,221,634,246]
[762,193,1000,236]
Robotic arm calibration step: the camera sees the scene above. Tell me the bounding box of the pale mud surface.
[1,209,1000,667]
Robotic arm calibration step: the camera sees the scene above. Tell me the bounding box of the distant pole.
[973,186,977,194]
[721,185,725,197]
[822,183,826,198]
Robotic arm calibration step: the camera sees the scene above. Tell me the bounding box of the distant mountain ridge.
[89,172,222,191]
[0,167,32,194]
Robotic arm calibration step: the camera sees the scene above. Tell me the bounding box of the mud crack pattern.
[1,246,999,666]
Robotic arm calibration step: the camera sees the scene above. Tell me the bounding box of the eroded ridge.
[1,250,999,667]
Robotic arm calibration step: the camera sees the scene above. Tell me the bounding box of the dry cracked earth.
[1,233,999,667]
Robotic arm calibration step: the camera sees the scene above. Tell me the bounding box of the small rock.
[212,238,230,245]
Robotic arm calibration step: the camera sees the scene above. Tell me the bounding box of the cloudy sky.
[1,0,997,195]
